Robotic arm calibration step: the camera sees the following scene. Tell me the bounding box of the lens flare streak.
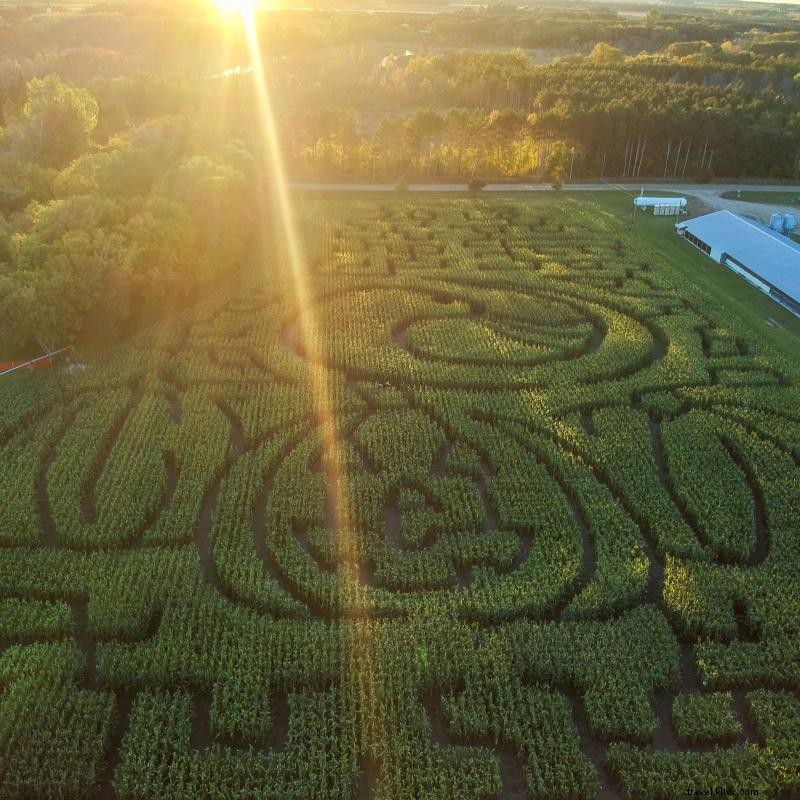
[240,8,356,608]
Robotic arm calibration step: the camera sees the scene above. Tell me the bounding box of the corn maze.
[1,198,799,799]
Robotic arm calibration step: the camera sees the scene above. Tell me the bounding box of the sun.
[214,0,255,15]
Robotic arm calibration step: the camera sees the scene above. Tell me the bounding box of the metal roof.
[676,210,800,302]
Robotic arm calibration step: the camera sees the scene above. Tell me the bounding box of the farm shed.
[676,210,800,317]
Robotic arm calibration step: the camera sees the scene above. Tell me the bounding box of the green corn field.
[1,197,799,799]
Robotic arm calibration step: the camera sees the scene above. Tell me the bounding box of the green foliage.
[356,409,444,479]
[0,643,114,798]
[0,104,257,350]
[0,598,73,640]
[6,75,98,169]
[672,692,741,744]
[589,42,625,65]
[607,742,774,798]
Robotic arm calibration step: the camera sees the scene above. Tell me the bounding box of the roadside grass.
[720,190,800,206]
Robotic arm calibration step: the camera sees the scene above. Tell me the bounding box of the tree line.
[270,45,800,181]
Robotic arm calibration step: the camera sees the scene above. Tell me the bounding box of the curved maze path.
[1,198,800,799]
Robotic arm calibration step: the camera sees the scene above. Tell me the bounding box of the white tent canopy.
[633,197,687,208]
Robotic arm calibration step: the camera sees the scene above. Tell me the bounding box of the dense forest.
[2,0,800,351]
[0,75,257,353]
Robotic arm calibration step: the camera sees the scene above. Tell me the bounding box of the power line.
[0,347,73,378]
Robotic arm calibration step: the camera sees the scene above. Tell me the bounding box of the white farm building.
[676,210,800,317]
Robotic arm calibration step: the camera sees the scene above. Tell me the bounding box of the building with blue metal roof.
[676,210,800,317]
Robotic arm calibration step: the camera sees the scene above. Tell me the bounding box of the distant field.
[720,189,800,206]
[2,196,799,798]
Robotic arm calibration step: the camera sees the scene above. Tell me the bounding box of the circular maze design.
[1,198,800,799]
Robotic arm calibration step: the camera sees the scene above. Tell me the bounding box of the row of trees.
[272,71,800,181]
[0,4,781,63]
[253,19,800,181]
[2,5,800,185]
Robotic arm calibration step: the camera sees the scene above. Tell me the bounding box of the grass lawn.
[720,190,800,206]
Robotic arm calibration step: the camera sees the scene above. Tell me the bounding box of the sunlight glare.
[238,7,358,606]
[215,0,256,16]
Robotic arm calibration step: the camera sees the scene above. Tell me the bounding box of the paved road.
[675,187,799,224]
[290,181,800,223]
[290,181,798,194]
